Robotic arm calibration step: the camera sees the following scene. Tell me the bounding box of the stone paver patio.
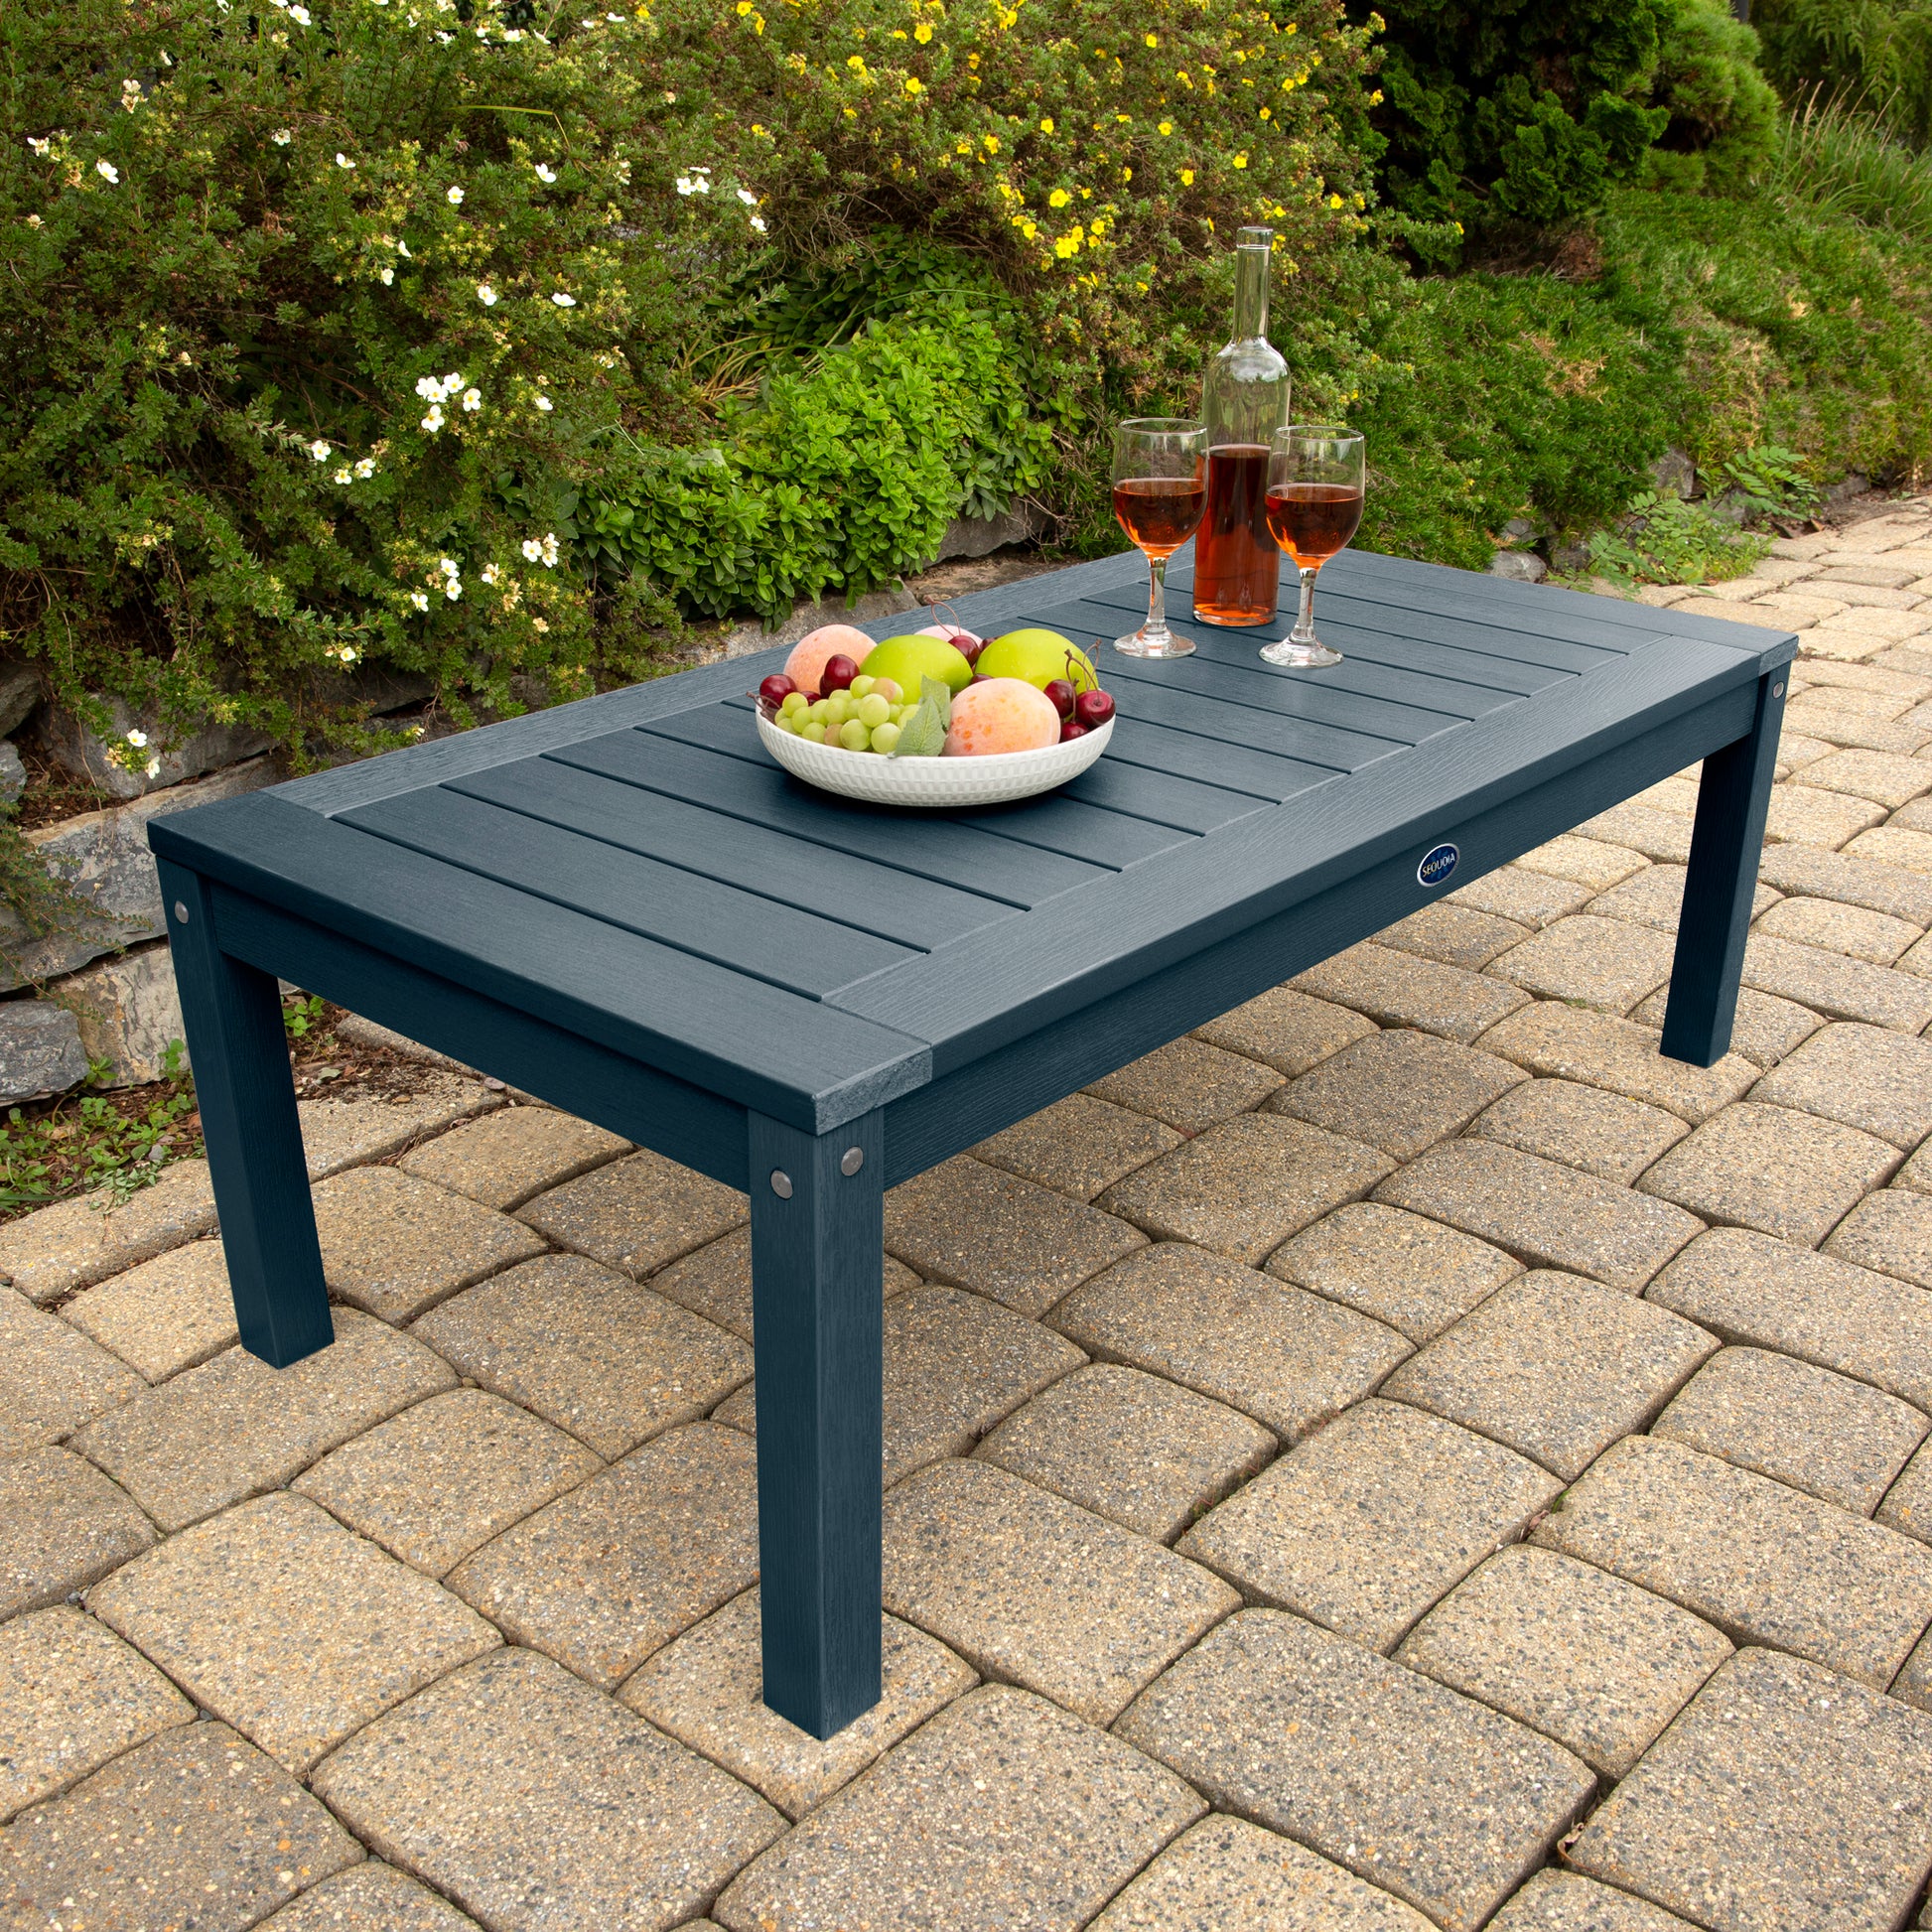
[10,503,1932,1929]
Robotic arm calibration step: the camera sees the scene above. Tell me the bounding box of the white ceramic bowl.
[756,709,1113,807]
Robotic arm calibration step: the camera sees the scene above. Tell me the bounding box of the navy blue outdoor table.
[148,542,1794,1738]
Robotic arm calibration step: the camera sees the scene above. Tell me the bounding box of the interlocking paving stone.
[1816,564,1926,592]
[1629,981,1823,1069]
[1376,900,1533,971]
[1084,1036,1286,1132]
[1375,1140,1704,1292]
[1192,984,1378,1076]
[1783,705,1928,755]
[57,1238,238,1384]
[1638,1101,1898,1247]
[447,1421,759,1688]
[1490,915,1679,1015]
[1177,1400,1561,1652]
[0,1605,192,1822]
[713,1684,1203,1932]
[1903,1136,1932,1197]
[1475,1003,1755,1124]
[0,1448,153,1620]
[645,1226,917,1343]
[293,1387,604,1576]
[1741,930,1932,1030]
[1765,783,1890,848]
[1650,1345,1928,1516]
[1587,864,1779,935]
[516,1147,748,1280]
[0,1158,214,1304]
[1099,1114,1394,1265]
[1566,1647,1932,1932]
[621,1588,976,1821]
[1847,823,1932,874]
[1052,1242,1411,1441]
[296,1073,501,1181]
[313,1166,549,1322]
[1826,1186,1932,1288]
[882,1458,1237,1725]
[397,1103,630,1210]
[1755,839,1932,924]
[1570,806,1691,866]
[710,1281,1085,1486]
[0,1721,361,1932]
[1900,929,1932,977]
[974,1362,1276,1542]
[70,1307,455,1532]
[1880,1434,1932,1544]
[1648,1225,1932,1409]
[1449,866,1595,929]
[1895,796,1932,833]
[1746,1021,1932,1149]
[1291,942,1531,1042]
[970,1091,1182,1199]
[1266,1028,1526,1160]
[1753,892,1922,963]
[1778,732,1839,770]
[90,1491,500,1772]
[1887,1622,1932,1713]
[1517,835,1653,890]
[1379,1272,1717,1479]
[1795,747,1932,808]
[414,1254,752,1458]
[1488,1870,1701,1931]
[886,1155,1148,1315]
[256,1862,485,1931]
[0,1285,141,1453]
[1531,1434,1932,1688]
[1114,1609,1592,1932]
[1089,1815,1436,1931]
[313,1646,784,1932]
[1393,1545,1732,1781]
[1468,1078,1691,1183]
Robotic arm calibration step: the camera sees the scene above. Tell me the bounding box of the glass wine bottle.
[1193,226,1291,627]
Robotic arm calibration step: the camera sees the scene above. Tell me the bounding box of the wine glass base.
[1260,636,1342,669]
[1114,629,1195,659]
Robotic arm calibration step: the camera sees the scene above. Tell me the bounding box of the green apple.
[976,628,1099,693]
[861,633,975,697]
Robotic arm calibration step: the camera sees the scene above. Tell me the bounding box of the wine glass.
[1112,419,1207,659]
[1260,425,1364,669]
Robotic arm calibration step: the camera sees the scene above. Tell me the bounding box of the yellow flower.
[891,27,906,36]
[1022,219,1037,238]
[1368,89,1383,105]
[1326,192,1341,207]
[904,74,923,92]
[914,21,931,39]
[983,132,1000,151]
[1080,186,1092,198]
[843,104,858,116]
[1121,166,1132,181]
[1259,106,1270,119]
[847,52,865,67]
[1053,229,1082,257]
[1144,31,1157,46]
[1038,116,1053,132]
[1284,19,1296,31]
[1179,167,1194,184]
[1048,187,1070,207]
[967,50,979,66]
[1158,120,1173,134]
[1233,152,1248,169]
[1453,220,1464,234]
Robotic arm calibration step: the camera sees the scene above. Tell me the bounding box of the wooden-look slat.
[1095,718,1338,802]
[341,785,915,998]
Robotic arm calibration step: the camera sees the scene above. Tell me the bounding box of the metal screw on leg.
[840,1146,865,1176]
[174,900,190,924]
[1772,682,1785,698]
[769,1170,793,1199]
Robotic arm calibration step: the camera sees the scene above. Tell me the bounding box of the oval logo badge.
[1418,842,1459,889]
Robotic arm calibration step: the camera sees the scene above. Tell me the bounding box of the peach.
[783,623,875,696]
[943,677,1062,757]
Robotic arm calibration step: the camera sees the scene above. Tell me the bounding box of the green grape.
[779,690,808,717]
[775,711,798,734]
[857,693,891,729]
[806,699,830,724]
[800,721,827,743]
[870,720,901,756]
[838,719,870,752]
[849,674,875,698]
[827,693,851,725]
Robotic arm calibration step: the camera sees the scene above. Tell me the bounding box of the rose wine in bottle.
[1194,228,1291,626]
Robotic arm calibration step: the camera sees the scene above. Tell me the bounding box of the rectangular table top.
[150,545,1795,1137]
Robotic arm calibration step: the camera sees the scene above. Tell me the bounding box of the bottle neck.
[1232,245,1271,343]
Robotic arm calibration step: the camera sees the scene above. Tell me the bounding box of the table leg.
[747,1108,885,1738]
[1660,668,1788,1067]
[158,861,333,1368]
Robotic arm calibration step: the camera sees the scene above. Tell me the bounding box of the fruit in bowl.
[974,628,1099,694]
[861,632,976,698]
[783,623,875,697]
[943,677,1061,756]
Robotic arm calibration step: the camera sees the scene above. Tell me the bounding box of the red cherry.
[969,672,991,685]
[1043,677,1076,719]
[820,654,859,693]
[953,633,984,666]
[758,674,795,710]
[1074,689,1115,729]
[1059,720,1089,743]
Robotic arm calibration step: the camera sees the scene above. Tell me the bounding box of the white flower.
[145,758,162,778]
[339,646,359,664]
[445,581,462,600]
[481,563,501,585]
[121,79,144,110]
[675,176,707,196]
[25,213,42,228]
[443,369,464,391]
[272,128,292,145]
[308,439,331,460]
[477,283,497,305]
[462,387,482,412]
[736,187,758,206]
[534,163,556,183]
[124,728,149,749]
[750,214,766,232]
[379,266,394,284]
[420,403,446,432]
[336,152,355,168]
[409,591,430,611]
[541,532,560,567]
[533,394,553,412]
[414,374,440,399]
[438,557,460,578]
[581,16,598,25]
[607,11,624,19]
[551,291,576,307]
[28,137,50,156]
[289,6,311,24]
[446,185,464,205]
[396,238,411,257]
[333,467,352,483]
[521,538,543,562]
[95,160,119,183]
[504,27,523,39]
[353,457,376,479]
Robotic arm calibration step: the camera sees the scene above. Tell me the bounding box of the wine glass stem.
[1290,565,1319,645]
[1145,553,1171,644]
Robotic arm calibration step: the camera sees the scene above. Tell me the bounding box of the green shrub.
[1751,0,1932,148]
[1585,489,1770,586]
[1766,89,1932,232]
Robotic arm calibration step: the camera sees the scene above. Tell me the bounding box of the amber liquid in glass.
[1194,445,1280,624]
[1265,483,1365,567]
[1113,477,1206,557]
